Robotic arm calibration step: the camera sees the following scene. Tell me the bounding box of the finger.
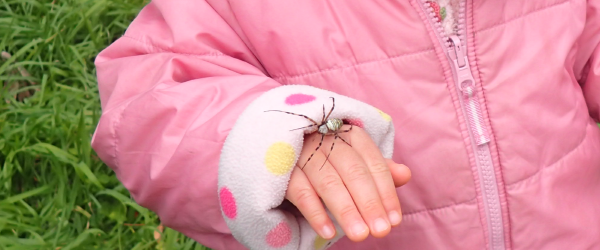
[386,159,412,187]
[286,167,336,239]
[321,134,392,238]
[343,127,403,227]
[299,140,369,242]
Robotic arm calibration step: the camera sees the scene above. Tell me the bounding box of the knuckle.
[369,162,390,175]
[361,198,382,214]
[319,174,342,192]
[291,189,328,224]
[338,205,358,221]
[380,192,400,205]
[293,187,316,207]
[345,163,371,182]
[304,207,328,224]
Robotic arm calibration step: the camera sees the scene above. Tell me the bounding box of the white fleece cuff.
[218,85,395,250]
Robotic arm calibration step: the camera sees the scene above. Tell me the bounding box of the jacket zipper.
[419,1,506,249]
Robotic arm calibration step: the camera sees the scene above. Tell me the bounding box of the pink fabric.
[266,222,292,248]
[92,0,600,249]
[219,187,236,219]
[285,94,317,105]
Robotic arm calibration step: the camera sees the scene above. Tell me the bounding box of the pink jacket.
[92,0,600,249]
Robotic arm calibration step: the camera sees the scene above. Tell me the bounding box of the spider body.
[319,118,343,134]
[265,97,352,170]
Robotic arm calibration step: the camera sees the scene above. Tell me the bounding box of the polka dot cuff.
[218,85,395,250]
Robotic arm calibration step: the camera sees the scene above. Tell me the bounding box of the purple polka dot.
[219,187,237,219]
[285,94,316,105]
[266,221,292,247]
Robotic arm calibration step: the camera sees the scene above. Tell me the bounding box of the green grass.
[0,0,211,249]
[1,1,599,250]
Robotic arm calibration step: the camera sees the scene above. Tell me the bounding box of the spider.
[265,97,352,170]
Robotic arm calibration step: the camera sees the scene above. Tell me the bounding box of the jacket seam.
[403,197,478,217]
[204,0,269,74]
[111,104,127,171]
[272,48,435,81]
[578,60,592,85]
[474,0,572,34]
[120,35,225,58]
[506,123,589,188]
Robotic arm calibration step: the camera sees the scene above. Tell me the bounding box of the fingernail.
[351,223,368,237]
[373,218,389,233]
[321,225,335,239]
[388,211,401,226]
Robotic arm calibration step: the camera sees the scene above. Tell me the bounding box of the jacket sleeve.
[91,1,278,249]
[577,0,600,122]
[92,1,399,249]
[584,47,600,123]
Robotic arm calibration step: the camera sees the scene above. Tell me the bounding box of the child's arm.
[92,1,403,249]
[578,1,600,122]
[92,1,279,249]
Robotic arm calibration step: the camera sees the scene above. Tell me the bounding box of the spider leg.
[324,125,352,146]
[322,104,326,123]
[323,97,335,121]
[320,134,338,170]
[264,109,319,126]
[325,131,352,147]
[289,124,318,131]
[338,125,353,134]
[301,133,326,170]
[337,134,352,147]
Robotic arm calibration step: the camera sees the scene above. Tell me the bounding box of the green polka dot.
[265,142,296,175]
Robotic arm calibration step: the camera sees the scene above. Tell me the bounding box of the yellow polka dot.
[265,142,296,175]
[314,236,328,249]
[377,109,392,122]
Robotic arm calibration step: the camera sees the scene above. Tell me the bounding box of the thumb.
[385,159,411,187]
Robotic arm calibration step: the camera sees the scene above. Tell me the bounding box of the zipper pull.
[448,36,466,67]
[447,36,491,145]
[448,36,474,97]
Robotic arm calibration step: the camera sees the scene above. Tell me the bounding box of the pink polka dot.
[266,221,292,248]
[285,94,316,105]
[219,187,237,219]
[344,118,364,128]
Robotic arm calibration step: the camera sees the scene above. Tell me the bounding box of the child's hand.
[285,125,411,242]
